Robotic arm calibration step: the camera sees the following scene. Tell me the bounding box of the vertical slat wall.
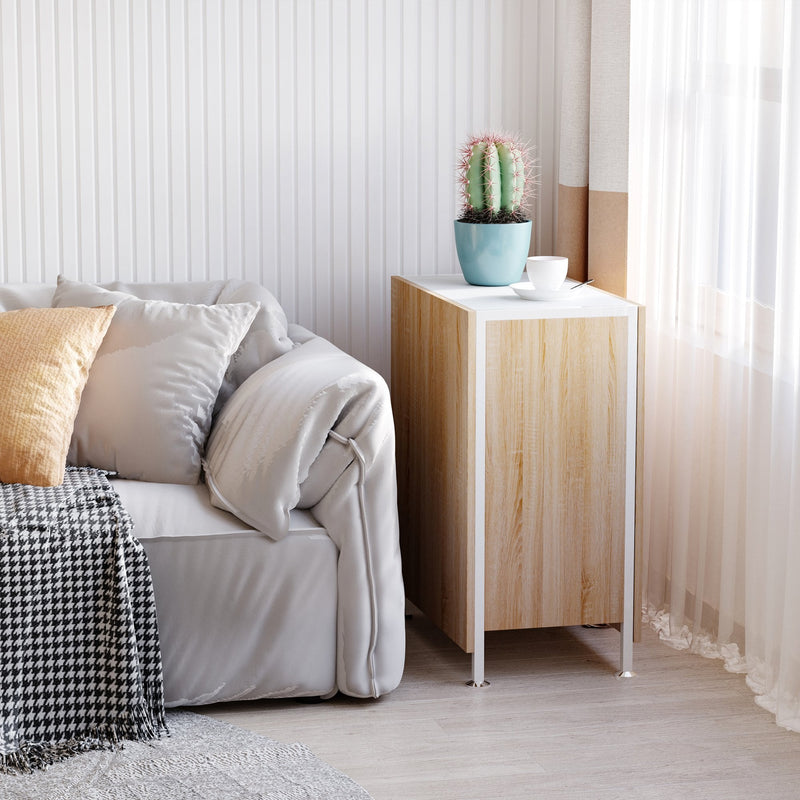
[0,0,562,377]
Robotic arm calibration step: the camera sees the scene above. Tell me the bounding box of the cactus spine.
[458,133,533,223]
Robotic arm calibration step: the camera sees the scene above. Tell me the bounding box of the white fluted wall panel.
[0,0,562,376]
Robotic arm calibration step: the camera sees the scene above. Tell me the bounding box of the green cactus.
[458,133,533,223]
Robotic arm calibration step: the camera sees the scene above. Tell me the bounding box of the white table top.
[397,274,638,319]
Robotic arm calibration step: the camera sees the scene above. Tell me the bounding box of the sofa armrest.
[204,336,385,539]
[203,336,405,697]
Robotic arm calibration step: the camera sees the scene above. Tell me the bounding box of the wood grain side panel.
[484,317,628,630]
[391,277,475,652]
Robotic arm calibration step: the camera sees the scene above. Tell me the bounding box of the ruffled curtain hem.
[644,606,800,733]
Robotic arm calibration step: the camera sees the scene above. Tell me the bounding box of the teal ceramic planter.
[453,220,532,286]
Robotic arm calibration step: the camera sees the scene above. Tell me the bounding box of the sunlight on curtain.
[628,0,800,731]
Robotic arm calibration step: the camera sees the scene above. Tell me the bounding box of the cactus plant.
[457,133,534,224]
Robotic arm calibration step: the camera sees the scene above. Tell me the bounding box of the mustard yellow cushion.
[0,305,115,487]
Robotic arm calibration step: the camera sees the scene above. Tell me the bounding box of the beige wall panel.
[558,0,592,188]
[589,0,631,193]
[391,277,476,652]
[484,316,628,630]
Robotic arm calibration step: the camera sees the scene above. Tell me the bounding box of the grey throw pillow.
[52,277,258,484]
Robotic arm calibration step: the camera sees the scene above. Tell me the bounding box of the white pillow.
[96,278,294,409]
[52,277,258,484]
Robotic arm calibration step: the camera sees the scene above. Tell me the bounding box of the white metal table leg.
[468,637,489,688]
[467,314,490,688]
[618,310,639,679]
[618,618,635,678]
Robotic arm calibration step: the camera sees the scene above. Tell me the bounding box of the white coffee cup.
[526,256,568,291]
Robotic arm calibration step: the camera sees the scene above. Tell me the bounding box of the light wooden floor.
[200,610,800,799]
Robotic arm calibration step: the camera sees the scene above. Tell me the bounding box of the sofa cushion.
[52,277,258,484]
[112,480,338,706]
[0,305,115,486]
[112,480,325,540]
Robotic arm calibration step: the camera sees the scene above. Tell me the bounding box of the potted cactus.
[454,133,534,286]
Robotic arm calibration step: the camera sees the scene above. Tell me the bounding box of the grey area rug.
[1,711,374,800]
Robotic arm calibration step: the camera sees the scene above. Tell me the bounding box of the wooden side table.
[391,274,644,686]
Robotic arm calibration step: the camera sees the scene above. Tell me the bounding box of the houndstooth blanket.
[0,467,166,774]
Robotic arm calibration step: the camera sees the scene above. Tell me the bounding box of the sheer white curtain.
[628,0,800,731]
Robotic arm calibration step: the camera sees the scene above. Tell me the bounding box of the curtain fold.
[629,0,800,731]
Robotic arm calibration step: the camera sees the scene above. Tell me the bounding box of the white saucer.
[510,281,576,301]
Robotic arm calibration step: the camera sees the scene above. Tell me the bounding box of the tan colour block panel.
[484,316,628,631]
[556,183,590,283]
[588,189,628,298]
[391,277,476,652]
